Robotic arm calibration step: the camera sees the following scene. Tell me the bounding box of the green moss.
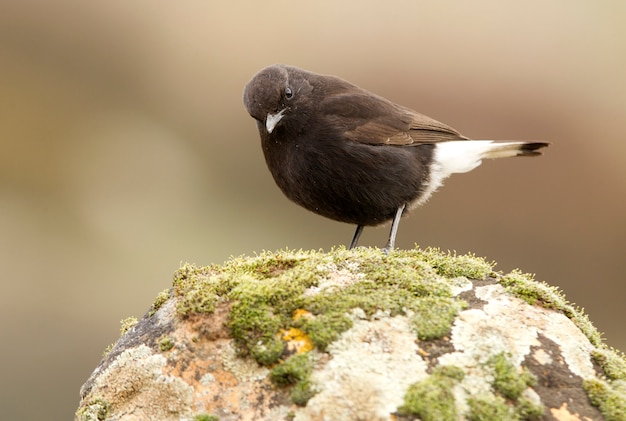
[270,353,316,405]
[467,395,514,421]
[344,250,452,298]
[488,353,536,401]
[173,251,325,364]
[101,316,140,357]
[584,378,626,421]
[250,336,285,366]
[410,296,467,340]
[158,334,174,352]
[592,348,626,381]
[411,247,494,279]
[172,263,223,316]
[291,379,316,406]
[149,288,170,317]
[102,316,139,358]
[436,365,466,381]
[101,343,113,358]
[75,398,110,421]
[192,415,219,421]
[298,248,466,349]
[119,316,138,335]
[298,313,353,352]
[398,365,465,421]
[515,397,544,420]
[498,270,573,311]
[102,316,140,357]
[470,353,545,419]
[169,247,486,366]
[499,270,603,347]
[270,353,313,386]
[229,302,285,365]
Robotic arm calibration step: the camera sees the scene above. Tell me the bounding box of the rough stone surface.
[76,248,626,421]
[300,314,428,421]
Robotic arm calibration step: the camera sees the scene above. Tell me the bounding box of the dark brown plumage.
[243,64,548,251]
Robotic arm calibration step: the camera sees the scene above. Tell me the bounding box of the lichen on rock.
[76,246,626,421]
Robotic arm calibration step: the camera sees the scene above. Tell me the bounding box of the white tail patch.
[410,140,531,209]
[434,140,530,177]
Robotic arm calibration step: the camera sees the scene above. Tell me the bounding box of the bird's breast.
[260,132,435,226]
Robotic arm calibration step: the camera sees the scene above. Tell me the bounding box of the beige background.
[1,1,624,419]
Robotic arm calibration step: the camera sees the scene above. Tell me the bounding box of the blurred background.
[0,1,624,419]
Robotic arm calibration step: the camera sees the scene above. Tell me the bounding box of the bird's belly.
[263,140,434,226]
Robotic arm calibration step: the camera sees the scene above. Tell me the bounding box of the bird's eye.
[285,86,294,99]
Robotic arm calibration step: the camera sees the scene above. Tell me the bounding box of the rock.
[75,247,626,421]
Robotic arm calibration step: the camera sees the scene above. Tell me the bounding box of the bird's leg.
[383,204,406,254]
[349,225,364,249]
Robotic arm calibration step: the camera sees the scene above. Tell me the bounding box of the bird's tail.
[481,141,549,159]
[434,140,549,176]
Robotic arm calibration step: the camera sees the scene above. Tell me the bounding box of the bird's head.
[243,64,314,134]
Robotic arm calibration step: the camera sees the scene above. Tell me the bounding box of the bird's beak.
[265,109,286,134]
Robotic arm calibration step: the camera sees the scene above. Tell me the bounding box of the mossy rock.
[76,246,626,421]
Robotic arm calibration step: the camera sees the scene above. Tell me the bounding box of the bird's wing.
[320,91,467,145]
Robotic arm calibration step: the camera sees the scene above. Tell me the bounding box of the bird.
[243,64,549,252]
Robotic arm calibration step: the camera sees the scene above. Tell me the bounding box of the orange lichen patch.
[159,321,286,417]
[161,315,240,391]
[293,309,314,321]
[281,327,314,354]
[550,402,593,421]
[417,348,430,357]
